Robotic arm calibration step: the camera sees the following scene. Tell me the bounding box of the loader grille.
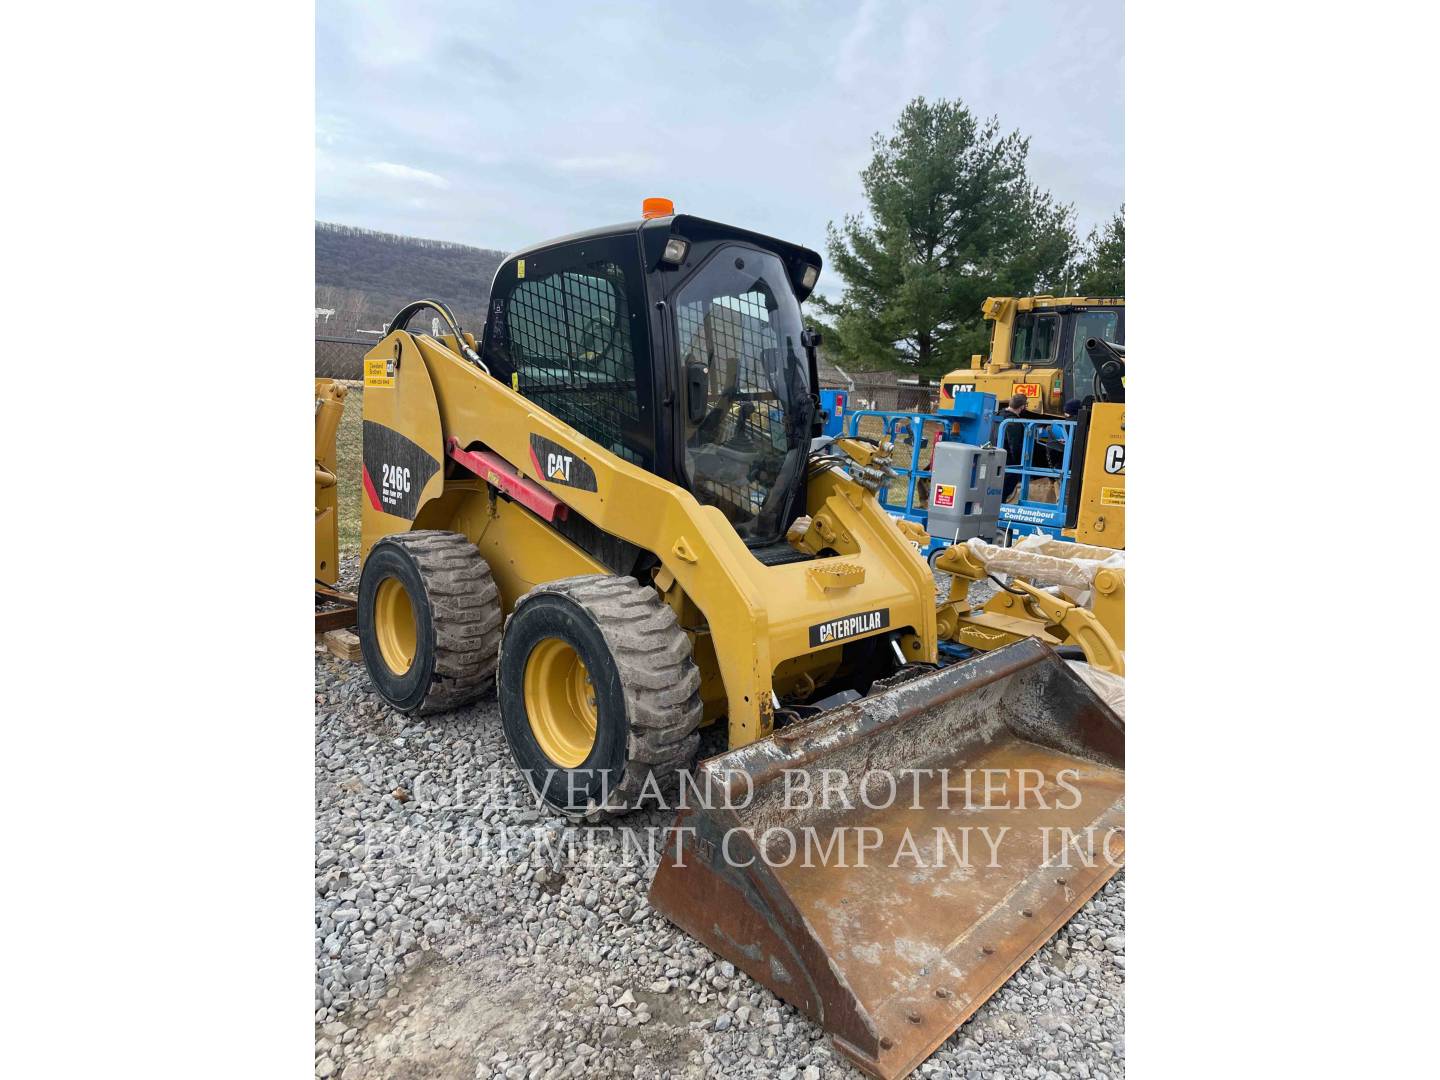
[749,541,814,567]
[507,259,648,467]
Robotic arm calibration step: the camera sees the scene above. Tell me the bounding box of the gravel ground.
[316,558,1124,1079]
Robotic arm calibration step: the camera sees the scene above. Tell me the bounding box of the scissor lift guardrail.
[995,416,1076,542]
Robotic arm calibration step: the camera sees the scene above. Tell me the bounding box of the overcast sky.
[317,0,1123,297]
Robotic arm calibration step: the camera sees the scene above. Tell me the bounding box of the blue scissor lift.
[994,417,1077,543]
[843,392,997,559]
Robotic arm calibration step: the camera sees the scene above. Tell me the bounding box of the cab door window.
[1068,310,1121,400]
[1011,314,1059,364]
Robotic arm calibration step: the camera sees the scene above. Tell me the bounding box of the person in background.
[999,393,1029,500]
[1048,399,1082,442]
[1036,399,1083,471]
[1000,392,1029,419]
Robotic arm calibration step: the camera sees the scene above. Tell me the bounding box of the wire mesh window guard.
[508,261,646,467]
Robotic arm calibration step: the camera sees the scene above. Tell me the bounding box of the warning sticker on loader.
[364,357,396,388]
[808,608,890,648]
[933,483,956,508]
[1101,486,1125,506]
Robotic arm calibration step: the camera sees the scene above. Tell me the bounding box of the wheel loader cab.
[940,296,1124,415]
[479,214,823,548]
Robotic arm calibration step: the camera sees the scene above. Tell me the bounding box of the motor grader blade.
[648,640,1124,1080]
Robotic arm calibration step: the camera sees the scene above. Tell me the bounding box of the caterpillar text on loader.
[353,202,1125,1079]
[939,295,1123,416]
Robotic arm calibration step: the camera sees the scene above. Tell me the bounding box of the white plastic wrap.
[963,535,1124,590]
[1065,661,1126,720]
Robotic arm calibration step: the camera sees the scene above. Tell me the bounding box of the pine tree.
[812,97,1078,375]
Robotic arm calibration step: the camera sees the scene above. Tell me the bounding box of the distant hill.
[315,222,506,338]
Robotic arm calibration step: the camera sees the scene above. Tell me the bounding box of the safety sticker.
[516,258,526,279]
[1101,486,1125,506]
[933,483,956,508]
[364,357,396,388]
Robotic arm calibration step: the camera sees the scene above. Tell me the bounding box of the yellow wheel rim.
[523,638,598,768]
[374,577,418,676]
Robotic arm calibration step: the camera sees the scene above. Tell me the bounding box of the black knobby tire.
[357,530,502,715]
[498,574,702,820]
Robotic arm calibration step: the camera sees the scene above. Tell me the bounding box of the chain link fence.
[315,336,375,380]
[897,384,939,413]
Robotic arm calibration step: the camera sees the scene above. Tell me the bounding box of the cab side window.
[1011,314,1059,364]
[487,244,651,468]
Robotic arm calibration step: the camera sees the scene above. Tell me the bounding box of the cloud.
[551,153,658,176]
[366,161,451,189]
[837,0,882,82]
[317,1,1123,254]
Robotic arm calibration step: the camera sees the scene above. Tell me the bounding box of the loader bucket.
[648,639,1124,1080]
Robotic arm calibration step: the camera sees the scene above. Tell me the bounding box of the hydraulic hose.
[389,299,489,373]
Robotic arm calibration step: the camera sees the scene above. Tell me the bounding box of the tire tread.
[386,530,501,715]
[508,574,703,819]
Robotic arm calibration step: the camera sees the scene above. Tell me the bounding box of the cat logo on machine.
[808,608,891,648]
[529,434,598,492]
[1104,444,1126,474]
[546,452,574,482]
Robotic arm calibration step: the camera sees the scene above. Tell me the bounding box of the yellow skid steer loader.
[352,203,1124,1079]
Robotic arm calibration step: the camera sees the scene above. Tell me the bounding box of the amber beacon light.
[642,196,675,219]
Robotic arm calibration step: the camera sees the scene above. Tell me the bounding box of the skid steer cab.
[350,205,1125,1080]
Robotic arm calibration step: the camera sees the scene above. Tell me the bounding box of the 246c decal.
[379,463,411,503]
[361,421,439,520]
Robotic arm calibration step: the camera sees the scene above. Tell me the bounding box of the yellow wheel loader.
[939,295,1123,416]
[352,204,1124,1079]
